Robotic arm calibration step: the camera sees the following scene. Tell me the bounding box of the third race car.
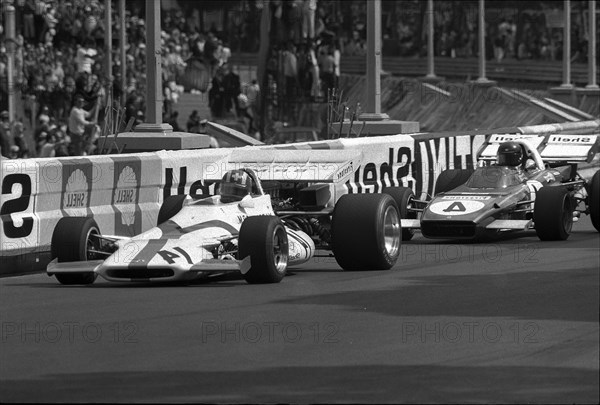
[395,134,599,240]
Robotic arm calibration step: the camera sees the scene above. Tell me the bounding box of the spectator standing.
[167,111,182,131]
[12,120,29,158]
[33,0,48,41]
[307,40,321,100]
[163,80,182,121]
[82,5,99,41]
[187,110,201,133]
[287,0,303,43]
[49,59,65,88]
[0,111,13,158]
[222,64,241,116]
[75,41,97,75]
[319,45,335,97]
[53,76,76,121]
[164,43,186,83]
[38,131,54,157]
[333,39,341,87]
[245,79,260,133]
[237,93,255,134]
[208,69,225,118]
[68,94,95,156]
[303,0,317,40]
[282,42,299,98]
[22,0,36,41]
[39,6,58,44]
[53,126,70,157]
[493,32,505,62]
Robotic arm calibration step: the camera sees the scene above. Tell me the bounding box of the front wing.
[402,218,533,240]
[47,256,251,282]
[402,219,532,231]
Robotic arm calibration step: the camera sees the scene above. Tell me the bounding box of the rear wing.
[478,133,599,164]
[539,134,599,163]
[204,149,363,183]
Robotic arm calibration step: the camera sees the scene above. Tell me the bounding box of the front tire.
[534,187,573,240]
[589,171,599,232]
[384,187,416,241]
[51,217,100,285]
[331,194,401,271]
[239,216,289,284]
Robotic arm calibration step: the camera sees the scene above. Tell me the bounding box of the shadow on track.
[1,365,597,403]
[274,268,600,323]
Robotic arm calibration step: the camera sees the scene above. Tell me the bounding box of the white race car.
[48,158,402,285]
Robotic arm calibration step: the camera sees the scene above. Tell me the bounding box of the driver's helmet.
[497,141,524,166]
[219,169,253,203]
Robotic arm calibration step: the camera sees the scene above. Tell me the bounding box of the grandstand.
[0,0,597,158]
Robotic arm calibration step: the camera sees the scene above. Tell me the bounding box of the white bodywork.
[47,194,314,282]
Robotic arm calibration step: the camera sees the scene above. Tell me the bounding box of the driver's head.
[219,169,253,203]
[497,141,524,166]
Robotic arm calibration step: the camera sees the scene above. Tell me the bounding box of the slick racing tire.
[157,194,187,225]
[589,171,599,232]
[51,217,100,285]
[239,216,289,284]
[534,186,573,241]
[332,194,401,271]
[384,187,416,241]
[434,169,474,195]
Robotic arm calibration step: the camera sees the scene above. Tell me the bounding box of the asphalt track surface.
[1,217,598,403]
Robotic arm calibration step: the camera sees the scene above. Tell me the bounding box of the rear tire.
[239,216,289,284]
[589,171,599,232]
[51,217,100,285]
[534,187,573,240]
[332,194,401,270]
[435,169,474,195]
[384,187,416,241]
[158,194,187,225]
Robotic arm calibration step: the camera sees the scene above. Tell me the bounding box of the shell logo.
[114,166,137,226]
[63,169,88,216]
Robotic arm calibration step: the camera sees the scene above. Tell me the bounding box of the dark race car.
[396,134,600,241]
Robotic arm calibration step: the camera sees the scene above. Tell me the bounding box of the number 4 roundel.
[429,200,485,216]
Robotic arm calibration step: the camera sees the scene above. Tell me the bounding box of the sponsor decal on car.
[429,200,486,216]
[441,195,491,200]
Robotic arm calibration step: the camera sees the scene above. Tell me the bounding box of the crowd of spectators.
[0,0,139,158]
[0,0,242,158]
[253,0,592,62]
[0,0,595,158]
[223,0,593,126]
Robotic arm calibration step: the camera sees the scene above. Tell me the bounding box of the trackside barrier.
[1,153,163,263]
[517,120,600,135]
[1,120,599,273]
[0,149,231,272]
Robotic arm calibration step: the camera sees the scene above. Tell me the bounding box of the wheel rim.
[86,227,101,260]
[562,198,573,234]
[272,226,288,273]
[383,205,401,257]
